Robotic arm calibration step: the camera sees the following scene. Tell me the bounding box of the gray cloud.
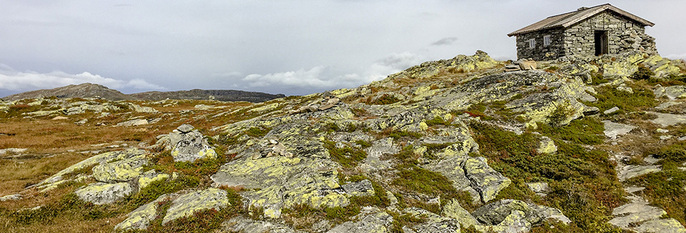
[0,1,684,96]
[431,37,459,46]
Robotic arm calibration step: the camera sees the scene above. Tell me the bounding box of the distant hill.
[2,83,286,103]
[2,83,132,101]
[129,89,285,102]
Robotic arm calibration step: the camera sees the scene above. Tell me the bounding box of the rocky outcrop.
[327,207,394,233]
[156,124,218,162]
[162,188,230,225]
[75,182,134,205]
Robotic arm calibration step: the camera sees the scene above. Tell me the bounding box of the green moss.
[125,176,199,207]
[425,116,450,126]
[369,94,401,105]
[547,101,576,127]
[354,139,372,148]
[323,140,367,168]
[388,130,423,140]
[245,126,271,138]
[586,84,656,112]
[538,117,605,145]
[392,164,458,202]
[630,64,655,80]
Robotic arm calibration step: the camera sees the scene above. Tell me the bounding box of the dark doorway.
[595,30,608,56]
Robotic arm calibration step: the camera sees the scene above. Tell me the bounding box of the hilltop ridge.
[2,83,285,103]
[1,51,686,233]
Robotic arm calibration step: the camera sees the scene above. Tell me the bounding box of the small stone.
[177,124,195,133]
[342,179,375,196]
[526,182,549,196]
[603,106,620,115]
[116,119,148,127]
[52,116,68,120]
[0,194,22,201]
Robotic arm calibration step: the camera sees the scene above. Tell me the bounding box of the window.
[543,35,551,47]
[527,39,536,49]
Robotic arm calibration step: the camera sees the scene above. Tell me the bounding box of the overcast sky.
[1,0,684,97]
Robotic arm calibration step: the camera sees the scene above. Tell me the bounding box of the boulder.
[471,199,570,232]
[212,156,347,218]
[75,182,133,205]
[92,155,148,183]
[115,194,177,231]
[222,216,300,233]
[157,124,218,162]
[463,157,512,203]
[403,207,461,233]
[35,148,146,191]
[162,188,230,225]
[327,207,394,233]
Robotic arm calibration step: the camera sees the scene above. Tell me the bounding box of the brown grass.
[0,99,255,232]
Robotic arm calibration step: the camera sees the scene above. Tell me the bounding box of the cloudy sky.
[1,0,684,97]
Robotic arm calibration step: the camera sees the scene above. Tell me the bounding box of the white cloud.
[0,64,164,92]
[240,52,423,94]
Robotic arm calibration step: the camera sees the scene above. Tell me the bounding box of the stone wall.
[515,28,565,61]
[563,11,657,58]
[515,11,657,60]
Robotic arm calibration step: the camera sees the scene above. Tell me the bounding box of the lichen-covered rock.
[162,188,230,225]
[35,148,146,191]
[327,207,394,233]
[212,156,347,218]
[136,170,171,190]
[221,216,300,233]
[463,157,511,203]
[92,155,148,183]
[402,207,461,233]
[115,194,177,231]
[471,199,570,232]
[341,179,375,196]
[75,182,133,205]
[427,70,597,127]
[157,124,217,162]
[441,199,479,228]
[655,85,686,100]
[424,155,510,203]
[536,136,557,154]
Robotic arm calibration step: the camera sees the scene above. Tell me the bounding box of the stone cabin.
[508,3,657,60]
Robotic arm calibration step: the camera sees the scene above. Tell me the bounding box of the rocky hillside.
[2,83,285,103]
[1,51,686,233]
[2,83,132,101]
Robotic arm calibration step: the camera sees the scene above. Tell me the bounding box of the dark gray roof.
[508,3,654,37]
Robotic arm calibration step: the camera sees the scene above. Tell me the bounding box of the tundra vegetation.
[1,51,686,232]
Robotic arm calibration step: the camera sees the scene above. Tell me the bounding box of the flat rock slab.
[609,202,686,232]
[649,112,686,127]
[162,188,230,225]
[115,194,177,231]
[618,165,661,182]
[603,121,636,140]
[222,216,300,233]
